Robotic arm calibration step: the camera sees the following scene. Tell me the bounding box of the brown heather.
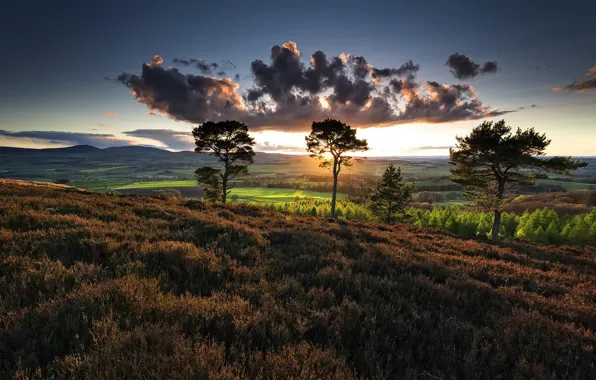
[1,179,595,379]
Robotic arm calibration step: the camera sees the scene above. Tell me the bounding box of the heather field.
[1,180,596,379]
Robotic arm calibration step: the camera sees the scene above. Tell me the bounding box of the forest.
[267,196,596,246]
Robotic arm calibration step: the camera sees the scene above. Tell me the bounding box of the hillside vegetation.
[1,179,596,379]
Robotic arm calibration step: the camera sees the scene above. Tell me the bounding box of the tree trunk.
[221,176,227,203]
[491,209,501,241]
[221,165,228,203]
[330,159,339,218]
[386,200,392,224]
[491,179,506,240]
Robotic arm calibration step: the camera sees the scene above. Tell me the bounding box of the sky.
[1,0,595,156]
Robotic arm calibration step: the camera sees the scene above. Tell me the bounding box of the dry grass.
[1,180,595,379]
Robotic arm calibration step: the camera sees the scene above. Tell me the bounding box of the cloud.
[105,110,117,117]
[408,145,452,151]
[0,130,134,148]
[173,58,219,75]
[554,65,596,93]
[122,129,195,151]
[115,43,512,132]
[518,104,539,110]
[255,141,303,153]
[172,58,237,77]
[445,53,498,80]
[553,78,596,93]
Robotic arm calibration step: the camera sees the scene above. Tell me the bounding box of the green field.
[228,187,346,203]
[114,181,343,203]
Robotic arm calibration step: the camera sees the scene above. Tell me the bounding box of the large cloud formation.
[553,65,596,93]
[117,42,511,132]
[445,53,498,80]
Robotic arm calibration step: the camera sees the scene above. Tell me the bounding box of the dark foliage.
[369,164,414,224]
[192,120,255,203]
[450,120,587,240]
[306,119,368,218]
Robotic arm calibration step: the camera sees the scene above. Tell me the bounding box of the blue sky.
[1,0,594,155]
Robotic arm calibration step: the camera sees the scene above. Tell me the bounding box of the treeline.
[245,174,378,198]
[266,198,596,246]
[267,198,374,220]
[503,190,596,215]
[242,174,570,196]
[412,207,596,246]
[416,191,460,202]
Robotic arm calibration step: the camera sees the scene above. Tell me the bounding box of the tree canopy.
[449,119,587,240]
[369,164,414,224]
[192,120,255,203]
[306,119,368,217]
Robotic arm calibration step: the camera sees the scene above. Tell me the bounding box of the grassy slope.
[1,180,595,379]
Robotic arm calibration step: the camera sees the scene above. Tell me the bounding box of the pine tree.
[569,218,591,245]
[589,221,596,246]
[546,220,560,245]
[561,223,572,241]
[193,120,255,203]
[535,226,548,244]
[306,119,368,218]
[369,164,414,224]
[449,120,586,240]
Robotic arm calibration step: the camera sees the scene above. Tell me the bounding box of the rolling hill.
[1,179,595,379]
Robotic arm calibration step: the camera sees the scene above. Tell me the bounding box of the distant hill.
[0,144,303,163]
[43,144,102,153]
[1,179,595,379]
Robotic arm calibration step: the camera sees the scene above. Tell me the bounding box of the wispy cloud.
[408,145,452,151]
[0,130,134,148]
[122,129,195,151]
[255,141,303,153]
[105,110,117,117]
[553,65,596,93]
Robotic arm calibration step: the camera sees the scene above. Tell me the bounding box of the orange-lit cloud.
[105,110,117,117]
[151,55,163,67]
[554,65,596,93]
[116,42,513,133]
